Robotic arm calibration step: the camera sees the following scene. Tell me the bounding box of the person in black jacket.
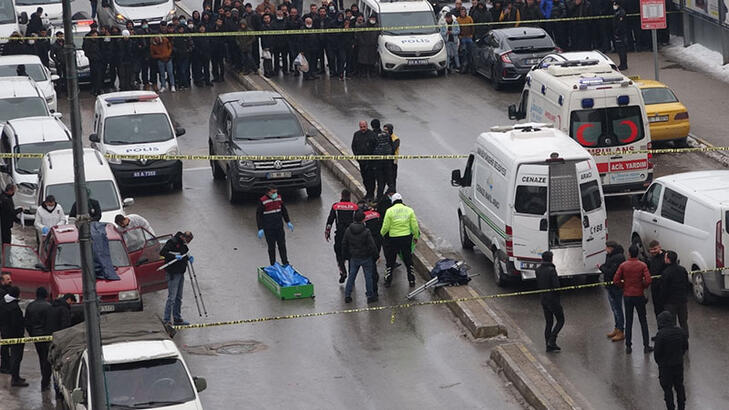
[342,210,378,303]
[536,251,564,352]
[612,0,629,70]
[286,7,303,73]
[270,9,290,76]
[646,239,667,317]
[46,293,74,335]
[26,7,45,36]
[661,251,690,338]
[160,231,194,325]
[370,119,394,200]
[301,17,320,80]
[0,272,12,374]
[256,187,294,266]
[1,286,27,386]
[325,189,358,283]
[0,184,21,245]
[35,28,52,68]
[69,191,102,222]
[337,16,355,79]
[50,31,66,87]
[117,30,136,91]
[192,24,213,86]
[359,200,382,291]
[599,241,626,342]
[351,120,376,199]
[24,287,52,390]
[653,310,688,410]
[82,25,103,95]
[173,25,194,89]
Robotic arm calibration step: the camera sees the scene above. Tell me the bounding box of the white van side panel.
[525,84,566,132]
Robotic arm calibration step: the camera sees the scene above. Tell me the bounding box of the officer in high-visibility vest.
[380,193,420,288]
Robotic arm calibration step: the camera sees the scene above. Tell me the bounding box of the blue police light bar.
[104,93,158,105]
[581,98,594,109]
[617,95,630,105]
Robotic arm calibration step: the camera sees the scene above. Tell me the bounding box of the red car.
[1,225,169,313]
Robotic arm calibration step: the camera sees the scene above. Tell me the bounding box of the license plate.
[133,170,157,177]
[649,115,669,123]
[524,58,539,64]
[267,171,292,179]
[99,305,115,313]
[520,261,539,270]
[407,59,428,65]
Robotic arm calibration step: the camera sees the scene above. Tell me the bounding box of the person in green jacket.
[380,193,420,288]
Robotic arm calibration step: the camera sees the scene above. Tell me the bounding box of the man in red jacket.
[614,244,653,354]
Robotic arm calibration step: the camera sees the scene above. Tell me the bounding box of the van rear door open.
[512,164,549,268]
[576,160,607,267]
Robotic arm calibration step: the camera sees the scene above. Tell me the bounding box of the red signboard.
[640,0,667,30]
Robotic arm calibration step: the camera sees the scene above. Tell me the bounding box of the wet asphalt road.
[268,53,729,409]
[0,74,523,409]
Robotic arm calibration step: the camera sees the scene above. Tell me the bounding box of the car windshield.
[569,106,645,148]
[15,0,61,5]
[46,180,120,213]
[0,0,15,24]
[15,141,72,174]
[234,115,303,140]
[0,97,49,123]
[55,240,130,271]
[0,64,47,82]
[380,11,437,35]
[641,87,678,105]
[104,113,173,145]
[114,0,168,6]
[106,358,196,409]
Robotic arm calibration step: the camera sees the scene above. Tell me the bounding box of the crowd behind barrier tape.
[2,265,723,346]
[0,11,682,42]
[2,144,729,162]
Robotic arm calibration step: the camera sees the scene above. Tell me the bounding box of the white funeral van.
[451,123,607,286]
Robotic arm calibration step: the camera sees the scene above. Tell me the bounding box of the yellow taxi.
[635,79,690,146]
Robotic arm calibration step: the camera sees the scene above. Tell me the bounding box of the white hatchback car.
[0,54,58,111]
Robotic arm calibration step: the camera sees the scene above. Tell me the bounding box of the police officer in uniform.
[360,200,382,293]
[257,187,295,266]
[325,189,358,283]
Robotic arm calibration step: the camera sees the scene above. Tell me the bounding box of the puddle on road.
[183,340,267,356]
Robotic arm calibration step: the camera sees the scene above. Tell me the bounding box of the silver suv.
[208,91,321,202]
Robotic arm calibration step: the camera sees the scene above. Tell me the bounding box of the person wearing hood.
[0,286,27,386]
[34,195,65,244]
[599,241,626,342]
[654,310,688,410]
[440,13,460,73]
[471,0,493,40]
[342,210,379,303]
[661,251,690,338]
[536,251,564,352]
[380,193,419,288]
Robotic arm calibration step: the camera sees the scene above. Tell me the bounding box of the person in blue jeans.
[342,210,379,304]
[160,231,194,325]
[599,241,626,342]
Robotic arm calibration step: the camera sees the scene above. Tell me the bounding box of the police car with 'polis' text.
[91,91,185,192]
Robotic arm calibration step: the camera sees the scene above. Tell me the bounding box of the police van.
[451,123,607,286]
[91,91,185,191]
[358,0,447,75]
[508,60,652,196]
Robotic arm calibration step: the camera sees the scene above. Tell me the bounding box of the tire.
[674,137,689,148]
[492,67,502,91]
[377,58,388,78]
[459,215,474,250]
[493,250,507,287]
[306,182,322,198]
[211,159,225,180]
[437,68,446,77]
[172,172,183,191]
[692,270,714,305]
[227,173,242,204]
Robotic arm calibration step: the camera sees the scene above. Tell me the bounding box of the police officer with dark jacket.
[0,286,27,386]
[256,187,294,266]
[326,189,358,283]
[342,210,379,303]
[160,231,194,325]
[0,272,12,374]
[646,240,667,317]
[613,0,628,70]
[661,251,690,338]
[370,119,394,200]
[536,251,564,352]
[359,200,382,290]
[82,24,103,95]
[46,293,74,334]
[654,310,688,410]
[0,184,21,245]
[24,287,52,390]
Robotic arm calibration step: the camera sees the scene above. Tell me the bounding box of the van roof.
[530,61,632,89]
[656,171,729,205]
[374,0,433,13]
[480,124,591,163]
[0,76,44,99]
[6,116,70,144]
[42,148,112,185]
[97,91,167,117]
[103,340,180,365]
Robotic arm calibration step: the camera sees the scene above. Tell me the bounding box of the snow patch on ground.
[663,35,729,84]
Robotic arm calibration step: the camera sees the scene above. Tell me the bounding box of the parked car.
[473,27,557,90]
[0,54,58,111]
[0,76,53,127]
[635,78,690,146]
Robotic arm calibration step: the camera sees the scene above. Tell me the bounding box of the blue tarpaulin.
[263,263,310,287]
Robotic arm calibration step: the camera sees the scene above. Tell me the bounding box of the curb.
[687,134,729,168]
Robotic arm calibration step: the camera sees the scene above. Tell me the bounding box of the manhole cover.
[184,340,267,356]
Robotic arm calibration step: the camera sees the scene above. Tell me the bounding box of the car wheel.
[306,182,322,198]
[172,173,183,191]
[210,145,226,180]
[674,137,689,148]
[692,270,714,305]
[493,250,507,287]
[377,57,388,78]
[459,214,474,250]
[437,68,446,77]
[227,173,242,204]
[492,67,502,90]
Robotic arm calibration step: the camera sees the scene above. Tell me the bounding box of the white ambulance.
[451,123,607,286]
[508,60,653,196]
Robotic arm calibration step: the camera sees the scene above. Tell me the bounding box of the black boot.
[384,267,393,288]
[407,266,415,287]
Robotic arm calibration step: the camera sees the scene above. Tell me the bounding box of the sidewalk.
[606,38,729,148]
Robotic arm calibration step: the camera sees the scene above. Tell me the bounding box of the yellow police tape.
[0,144,727,162]
[2,11,679,41]
[2,265,722,346]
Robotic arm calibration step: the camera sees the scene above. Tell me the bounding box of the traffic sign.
[640,0,667,30]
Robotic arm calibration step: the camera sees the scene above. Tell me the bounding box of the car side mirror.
[539,218,548,231]
[19,12,28,25]
[71,387,86,405]
[508,104,522,120]
[123,198,134,207]
[193,377,207,393]
[89,133,100,143]
[34,263,49,272]
[51,74,60,81]
[175,127,186,137]
[53,112,63,119]
[451,169,462,187]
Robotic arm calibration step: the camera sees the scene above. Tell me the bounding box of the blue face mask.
[270,192,278,199]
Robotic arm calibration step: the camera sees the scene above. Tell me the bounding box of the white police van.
[451,123,607,286]
[91,91,185,191]
[358,0,447,75]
